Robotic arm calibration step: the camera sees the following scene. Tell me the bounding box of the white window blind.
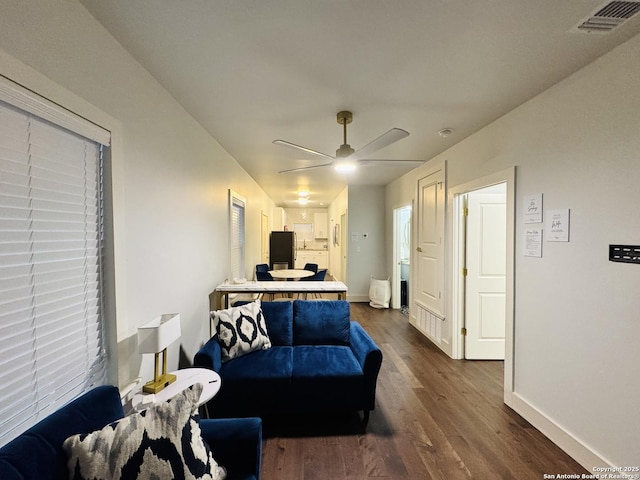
[0,99,108,447]
[229,190,246,281]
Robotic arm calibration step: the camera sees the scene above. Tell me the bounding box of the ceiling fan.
[273,111,421,173]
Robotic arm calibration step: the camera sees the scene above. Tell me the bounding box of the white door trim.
[448,167,516,395]
[392,205,411,309]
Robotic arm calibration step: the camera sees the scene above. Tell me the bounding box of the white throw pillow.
[63,384,226,480]
[212,300,272,362]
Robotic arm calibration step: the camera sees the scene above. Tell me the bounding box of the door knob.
[416,247,423,252]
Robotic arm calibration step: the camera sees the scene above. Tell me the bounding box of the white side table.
[132,368,220,416]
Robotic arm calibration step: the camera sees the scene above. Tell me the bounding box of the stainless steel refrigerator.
[269,231,296,269]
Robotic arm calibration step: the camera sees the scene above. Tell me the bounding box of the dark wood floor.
[260,302,587,480]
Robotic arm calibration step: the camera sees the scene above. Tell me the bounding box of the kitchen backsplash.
[284,207,329,250]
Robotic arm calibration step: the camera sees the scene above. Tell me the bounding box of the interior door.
[464,185,506,359]
[416,169,445,316]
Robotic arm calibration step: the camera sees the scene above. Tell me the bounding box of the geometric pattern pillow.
[212,300,272,363]
[63,383,226,480]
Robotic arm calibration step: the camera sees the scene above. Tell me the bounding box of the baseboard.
[505,391,611,472]
[347,294,370,303]
[409,319,453,357]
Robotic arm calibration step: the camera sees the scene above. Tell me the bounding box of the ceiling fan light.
[334,160,357,173]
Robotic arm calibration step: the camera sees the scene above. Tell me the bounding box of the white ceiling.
[80,0,640,207]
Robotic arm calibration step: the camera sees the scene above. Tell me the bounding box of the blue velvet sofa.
[194,300,383,422]
[0,385,262,480]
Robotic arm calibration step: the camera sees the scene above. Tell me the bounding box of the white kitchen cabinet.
[295,250,328,270]
[313,213,328,238]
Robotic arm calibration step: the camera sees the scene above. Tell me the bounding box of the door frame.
[392,204,412,309]
[449,167,515,391]
[261,211,269,267]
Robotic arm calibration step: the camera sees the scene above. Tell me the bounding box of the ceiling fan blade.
[357,159,424,167]
[352,128,409,159]
[273,140,335,159]
[278,161,334,174]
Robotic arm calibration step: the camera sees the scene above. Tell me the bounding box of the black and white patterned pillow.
[63,383,226,480]
[212,300,272,362]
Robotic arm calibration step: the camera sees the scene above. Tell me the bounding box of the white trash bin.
[369,277,391,309]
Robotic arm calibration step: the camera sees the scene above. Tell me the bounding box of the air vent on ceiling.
[572,0,640,33]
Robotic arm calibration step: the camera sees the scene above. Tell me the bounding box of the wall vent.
[571,1,640,33]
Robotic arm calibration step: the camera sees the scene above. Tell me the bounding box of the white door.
[416,170,445,317]
[464,185,506,360]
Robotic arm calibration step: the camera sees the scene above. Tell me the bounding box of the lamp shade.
[137,313,181,354]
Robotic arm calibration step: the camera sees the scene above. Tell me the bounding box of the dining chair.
[301,268,327,298]
[256,270,274,281]
[255,264,275,299]
[303,263,318,273]
[301,268,326,282]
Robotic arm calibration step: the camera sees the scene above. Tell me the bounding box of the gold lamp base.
[142,349,176,394]
[142,372,177,394]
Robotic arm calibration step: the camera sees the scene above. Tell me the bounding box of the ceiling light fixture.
[334,159,357,173]
[438,128,454,138]
[298,190,309,197]
[298,197,309,205]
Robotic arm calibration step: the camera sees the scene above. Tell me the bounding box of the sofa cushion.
[220,346,293,380]
[293,300,350,346]
[216,347,294,417]
[290,346,366,412]
[63,384,225,480]
[260,301,293,346]
[292,346,363,378]
[212,300,271,362]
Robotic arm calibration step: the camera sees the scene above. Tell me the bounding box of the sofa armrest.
[194,335,223,372]
[350,321,382,370]
[350,322,383,411]
[200,417,262,480]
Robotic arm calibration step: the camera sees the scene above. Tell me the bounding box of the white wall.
[0,1,275,389]
[387,33,640,468]
[347,186,387,301]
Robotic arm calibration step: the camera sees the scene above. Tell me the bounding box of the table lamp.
[137,313,181,394]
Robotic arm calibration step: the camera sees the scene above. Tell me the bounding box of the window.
[229,190,246,281]
[0,78,111,447]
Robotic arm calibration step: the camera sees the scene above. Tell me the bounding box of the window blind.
[229,191,246,281]
[0,100,107,447]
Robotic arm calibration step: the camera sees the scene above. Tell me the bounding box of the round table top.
[268,268,314,280]
[132,368,221,411]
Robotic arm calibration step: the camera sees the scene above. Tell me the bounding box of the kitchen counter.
[295,249,328,269]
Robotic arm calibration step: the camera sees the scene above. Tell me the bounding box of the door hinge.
[461,327,467,336]
[462,268,468,276]
[463,207,469,217]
